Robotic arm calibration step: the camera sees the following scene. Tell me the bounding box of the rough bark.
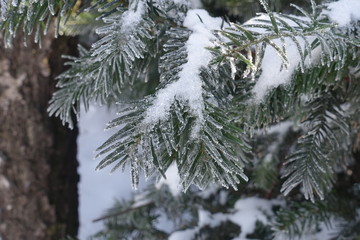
[0,34,79,240]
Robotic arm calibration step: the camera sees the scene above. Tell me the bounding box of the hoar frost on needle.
[143,9,223,137]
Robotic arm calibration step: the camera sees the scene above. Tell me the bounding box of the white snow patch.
[143,9,223,137]
[155,211,177,234]
[231,197,283,239]
[244,14,275,33]
[323,0,360,28]
[167,209,215,237]
[190,0,202,9]
[197,184,221,198]
[155,163,181,196]
[97,0,145,35]
[219,190,228,205]
[121,0,146,31]
[265,120,294,136]
[248,0,360,101]
[197,209,229,228]
[169,228,197,240]
[252,39,298,101]
[245,15,321,101]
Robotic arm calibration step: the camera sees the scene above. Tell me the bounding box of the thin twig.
[92,202,154,222]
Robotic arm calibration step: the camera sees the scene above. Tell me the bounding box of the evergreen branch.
[90,197,168,240]
[95,100,155,188]
[246,86,296,128]
[48,1,158,128]
[176,102,251,191]
[253,158,278,191]
[331,219,360,240]
[273,194,357,240]
[245,42,357,130]
[281,93,350,202]
[48,0,191,128]
[59,11,103,36]
[95,98,251,190]
[0,0,78,46]
[212,2,356,82]
[281,134,334,202]
[95,24,252,190]
[273,200,333,239]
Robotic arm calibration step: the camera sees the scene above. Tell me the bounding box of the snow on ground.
[77,104,140,239]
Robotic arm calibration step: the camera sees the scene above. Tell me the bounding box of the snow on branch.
[245,14,321,101]
[80,0,359,196]
[143,9,223,137]
[323,0,360,28]
[118,0,146,32]
[216,0,358,102]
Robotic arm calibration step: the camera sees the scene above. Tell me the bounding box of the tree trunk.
[0,33,79,240]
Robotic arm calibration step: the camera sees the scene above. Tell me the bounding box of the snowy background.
[77,105,138,239]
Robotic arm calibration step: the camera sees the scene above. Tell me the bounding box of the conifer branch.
[0,0,78,46]
[281,93,350,202]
